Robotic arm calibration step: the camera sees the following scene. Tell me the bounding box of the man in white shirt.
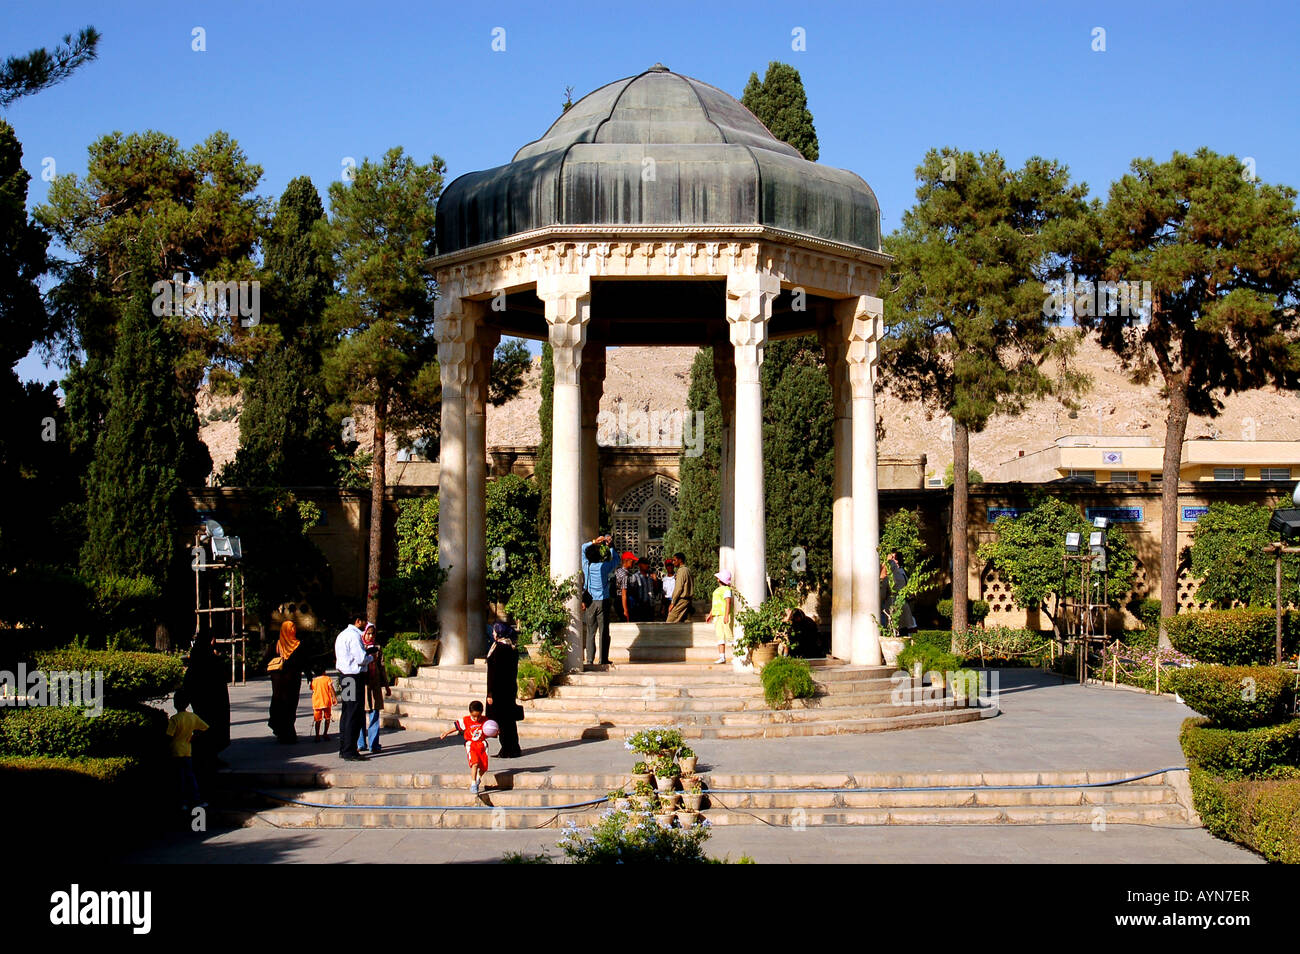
[334,612,368,760]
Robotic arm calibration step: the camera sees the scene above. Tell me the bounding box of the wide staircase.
[380,621,991,740]
[216,767,1193,830]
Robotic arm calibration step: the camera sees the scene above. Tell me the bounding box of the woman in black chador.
[485,622,523,758]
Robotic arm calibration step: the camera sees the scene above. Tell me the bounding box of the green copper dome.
[435,66,881,255]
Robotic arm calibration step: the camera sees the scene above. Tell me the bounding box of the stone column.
[465,326,499,661]
[840,295,885,666]
[725,267,779,626]
[433,298,475,665]
[580,340,607,540]
[712,343,736,573]
[818,310,854,661]
[537,271,591,672]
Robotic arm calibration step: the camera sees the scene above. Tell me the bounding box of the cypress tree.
[225,176,335,487]
[740,62,819,162]
[663,348,722,577]
[81,246,209,643]
[535,341,554,563]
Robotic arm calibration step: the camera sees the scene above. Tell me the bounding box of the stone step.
[701,804,1190,826]
[239,782,1176,811]
[219,767,1174,792]
[381,705,990,738]
[215,796,1187,829]
[388,687,902,711]
[383,699,975,725]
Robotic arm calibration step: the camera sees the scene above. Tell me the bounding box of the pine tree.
[320,148,445,623]
[0,26,99,107]
[1078,149,1300,643]
[740,62,819,161]
[882,149,1090,636]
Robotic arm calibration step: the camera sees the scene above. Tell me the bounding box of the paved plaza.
[124,668,1259,863]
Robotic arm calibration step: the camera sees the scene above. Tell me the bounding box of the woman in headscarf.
[485,622,523,758]
[266,619,305,743]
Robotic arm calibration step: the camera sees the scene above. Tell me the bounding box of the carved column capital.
[836,295,884,395]
[537,273,591,388]
[725,269,779,383]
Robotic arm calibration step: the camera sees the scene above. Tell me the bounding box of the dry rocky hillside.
[198,335,1300,483]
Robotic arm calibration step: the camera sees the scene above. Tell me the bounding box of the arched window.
[611,475,679,565]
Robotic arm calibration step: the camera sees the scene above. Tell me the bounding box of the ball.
[482,719,500,738]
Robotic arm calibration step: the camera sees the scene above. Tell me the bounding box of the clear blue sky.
[6,0,1299,382]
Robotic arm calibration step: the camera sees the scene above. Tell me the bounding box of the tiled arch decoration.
[611,474,680,565]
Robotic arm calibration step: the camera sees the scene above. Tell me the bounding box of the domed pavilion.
[432,65,890,670]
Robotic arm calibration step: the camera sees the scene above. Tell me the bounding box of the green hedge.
[912,631,952,653]
[0,705,167,759]
[761,657,816,709]
[32,648,183,705]
[1190,768,1300,863]
[1171,665,1294,729]
[1181,717,1300,780]
[1166,608,1298,665]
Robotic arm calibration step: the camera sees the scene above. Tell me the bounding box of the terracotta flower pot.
[654,774,678,793]
[682,792,704,812]
[676,810,699,828]
[659,791,681,810]
[679,755,698,774]
[653,812,676,829]
[751,642,779,669]
[408,638,440,665]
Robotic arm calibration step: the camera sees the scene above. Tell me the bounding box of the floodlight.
[1092,516,1110,530]
[211,535,243,561]
[1088,530,1105,548]
[1269,509,1300,543]
[1293,480,1300,507]
[1064,532,1081,554]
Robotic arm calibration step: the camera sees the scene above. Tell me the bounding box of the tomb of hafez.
[431,64,889,672]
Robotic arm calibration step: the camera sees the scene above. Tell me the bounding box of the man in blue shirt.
[581,534,618,665]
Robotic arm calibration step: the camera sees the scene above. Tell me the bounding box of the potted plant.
[607,787,631,812]
[678,746,698,775]
[682,782,705,812]
[653,806,676,829]
[505,570,581,666]
[734,589,799,669]
[631,780,656,812]
[631,761,652,786]
[652,757,680,793]
[659,790,681,810]
[626,726,686,761]
[679,773,701,792]
[675,809,700,828]
[382,635,426,680]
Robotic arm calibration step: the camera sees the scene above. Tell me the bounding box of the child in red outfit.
[440,700,489,794]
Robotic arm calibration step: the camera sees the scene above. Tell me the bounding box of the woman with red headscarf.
[266,619,305,743]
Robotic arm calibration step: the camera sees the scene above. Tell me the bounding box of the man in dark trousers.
[334,612,368,761]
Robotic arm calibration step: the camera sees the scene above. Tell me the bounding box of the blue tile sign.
[1086,507,1144,523]
[987,508,1027,522]
[1181,506,1210,523]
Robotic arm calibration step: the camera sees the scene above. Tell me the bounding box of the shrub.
[936,600,990,625]
[1171,665,1294,729]
[0,705,167,759]
[382,635,425,682]
[1136,598,1162,631]
[1180,717,1300,780]
[897,642,960,675]
[557,809,712,863]
[912,630,952,653]
[517,660,548,700]
[1165,608,1295,665]
[506,570,580,647]
[1190,769,1300,863]
[32,649,183,705]
[761,657,816,709]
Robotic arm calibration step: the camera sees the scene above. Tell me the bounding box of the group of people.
[580,535,696,664]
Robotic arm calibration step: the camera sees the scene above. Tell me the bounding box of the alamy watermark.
[0,664,104,717]
[152,273,260,327]
[597,406,706,457]
[1042,273,1151,319]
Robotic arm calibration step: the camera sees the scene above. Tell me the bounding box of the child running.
[310,666,338,741]
[440,700,489,794]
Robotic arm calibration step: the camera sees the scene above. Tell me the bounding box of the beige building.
[999,434,1299,485]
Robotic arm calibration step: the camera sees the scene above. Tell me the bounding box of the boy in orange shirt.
[310,666,338,741]
[440,700,489,794]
